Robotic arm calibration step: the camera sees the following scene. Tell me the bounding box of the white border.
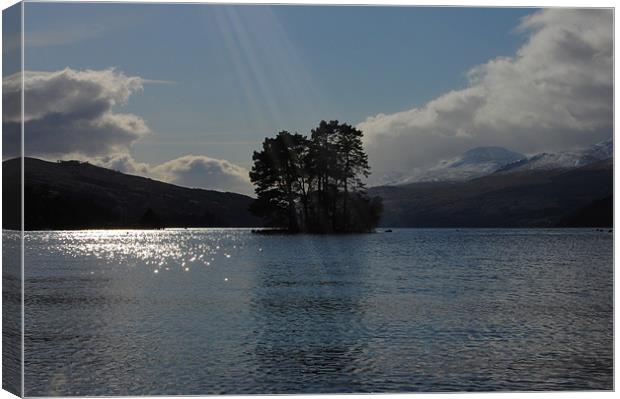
[4,0,620,7]
[0,1,616,399]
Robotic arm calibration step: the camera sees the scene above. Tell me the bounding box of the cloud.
[358,9,613,183]
[90,153,254,196]
[2,67,149,158]
[93,153,151,176]
[150,155,254,196]
[58,152,251,196]
[2,67,252,195]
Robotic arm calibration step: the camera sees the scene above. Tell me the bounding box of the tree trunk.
[288,201,298,232]
[343,178,348,232]
[302,198,309,232]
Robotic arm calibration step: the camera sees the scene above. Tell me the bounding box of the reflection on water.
[2,231,22,395]
[22,228,612,395]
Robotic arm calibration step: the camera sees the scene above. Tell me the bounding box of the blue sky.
[23,3,532,167]
[6,4,611,193]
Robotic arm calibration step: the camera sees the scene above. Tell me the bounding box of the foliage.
[249,121,382,233]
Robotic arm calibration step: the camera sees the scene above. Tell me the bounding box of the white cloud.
[2,67,149,157]
[61,152,253,196]
[2,67,253,195]
[93,153,151,176]
[91,153,254,196]
[150,155,253,196]
[358,9,613,184]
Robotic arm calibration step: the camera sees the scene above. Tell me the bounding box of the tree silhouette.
[335,123,369,230]
[249,131,309,232]
[250,121,382,233]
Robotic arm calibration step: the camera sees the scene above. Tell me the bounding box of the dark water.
[2,230,22,396]
[22,228,612,395]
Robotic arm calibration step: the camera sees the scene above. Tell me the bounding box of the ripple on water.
[20,228,613,395]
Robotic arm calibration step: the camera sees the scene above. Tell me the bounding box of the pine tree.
[249,131,308,232]
[249,121,382,233]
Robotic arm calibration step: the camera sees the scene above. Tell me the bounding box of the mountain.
[583,138,613,160]
[385,139,612,185]
[496,139,612,173]
[3,151,612,230]
[384,146,526,185]
[2,157,262,230]
[556,195,613,228]
[369,159,612,228]
[450,146,525,168]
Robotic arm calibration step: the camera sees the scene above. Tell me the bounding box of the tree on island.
[249,120,383,233]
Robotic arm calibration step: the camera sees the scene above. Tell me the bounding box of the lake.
[16,228,613,395]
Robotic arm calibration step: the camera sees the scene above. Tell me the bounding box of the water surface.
[22,228,613,395]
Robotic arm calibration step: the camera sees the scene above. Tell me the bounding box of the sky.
[2,3,613,194]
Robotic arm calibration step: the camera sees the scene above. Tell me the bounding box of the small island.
[249,120,383,234]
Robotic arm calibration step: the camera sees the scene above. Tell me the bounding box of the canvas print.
[2,1,614,396]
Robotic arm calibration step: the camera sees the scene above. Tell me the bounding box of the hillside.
[382,139,612,186]
[369,160,613,228]
[3,157,613,230]
[557,196,613,228]
[2,157,262,230]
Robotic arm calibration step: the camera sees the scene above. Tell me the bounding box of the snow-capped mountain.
[383,146,525,185]
[584,138,613,160]
[497,139,612,173]
[450,146,525,168]
[381,139,612,186]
